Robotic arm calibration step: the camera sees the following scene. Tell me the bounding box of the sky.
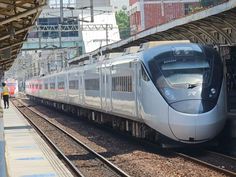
[110,0,129,10]
[49,0,129,11]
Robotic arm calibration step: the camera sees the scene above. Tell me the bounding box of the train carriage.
[26,41,226,145]
[6,78,18,97]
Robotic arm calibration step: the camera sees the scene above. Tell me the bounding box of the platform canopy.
[0,0,46,72]
[69,0,236,65]
[108,0,236,52]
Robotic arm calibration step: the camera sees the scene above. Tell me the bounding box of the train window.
[121,76,124,91]
[141,66,150,81]
[128,76,132,92]
[85,79,99,90]
[45,83,48,89]
[39,84,42,90]
[50,83,55,89]
[58,82,65,89]
[127,77,130,91]
[112,76,132,92]
[124,76,127,92]
[35,84,38,89]
[32,84,34,89]
[117,77,120,91]
[123,76,126,92]
[69,80,79,90]
[125,76,129,90]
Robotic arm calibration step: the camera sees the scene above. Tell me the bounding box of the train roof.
[139,40,190,51]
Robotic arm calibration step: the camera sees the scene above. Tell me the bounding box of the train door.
[65,73,68,103]
[79,72,84,105]
[101,63,112,112]
[101,66,106,110]
[139,64,151,118]
[106,66,112,112]
[135,62,142,118]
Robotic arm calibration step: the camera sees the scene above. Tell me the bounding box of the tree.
[115,10,130,40]
[200,0,225,7]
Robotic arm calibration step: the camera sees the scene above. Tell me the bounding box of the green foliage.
[115,10,130,40]
[200,0,226,7]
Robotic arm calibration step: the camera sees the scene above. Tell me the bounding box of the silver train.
[26,41,226,144]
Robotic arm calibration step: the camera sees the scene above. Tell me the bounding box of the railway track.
[12,99,130,177]
[14,96,236,177]
[175,150,236,176]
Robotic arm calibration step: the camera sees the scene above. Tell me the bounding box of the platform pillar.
[0,106,7,177]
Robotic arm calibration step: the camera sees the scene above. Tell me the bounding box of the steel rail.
[14,99,131,177]
[11,99,85,177]
[206,150,236,162]
[175,151,236,177]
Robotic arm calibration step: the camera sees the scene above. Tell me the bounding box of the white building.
[23,0,120,54]
[82,11,120,52]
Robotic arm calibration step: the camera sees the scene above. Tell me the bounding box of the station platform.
[0,101,74,177]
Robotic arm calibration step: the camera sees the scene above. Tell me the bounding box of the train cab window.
[141,66,150,81]
[160,58,210,86]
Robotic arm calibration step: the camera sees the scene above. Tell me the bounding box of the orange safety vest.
[2,86,9,96]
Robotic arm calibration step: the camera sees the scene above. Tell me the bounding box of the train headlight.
[211,88,216,94]
[209,88,216,98]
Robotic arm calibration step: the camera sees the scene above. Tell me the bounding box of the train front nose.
[168,100,225,143]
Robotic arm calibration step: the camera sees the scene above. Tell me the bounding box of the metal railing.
[35,24,114,32]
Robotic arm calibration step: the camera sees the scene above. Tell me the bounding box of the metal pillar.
[59,0,64,48]
[140,0,145,31]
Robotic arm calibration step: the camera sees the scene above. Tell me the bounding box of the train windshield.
[147,45,212,89]
[160,58,210,87]
[144,44,223,113]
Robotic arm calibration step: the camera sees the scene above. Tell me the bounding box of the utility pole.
[60,0,63,24]
[90,0,94,22]
[106,24,109,45]
[59,0,63,48]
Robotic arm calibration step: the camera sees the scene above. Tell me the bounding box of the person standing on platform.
[1,82,9,109]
